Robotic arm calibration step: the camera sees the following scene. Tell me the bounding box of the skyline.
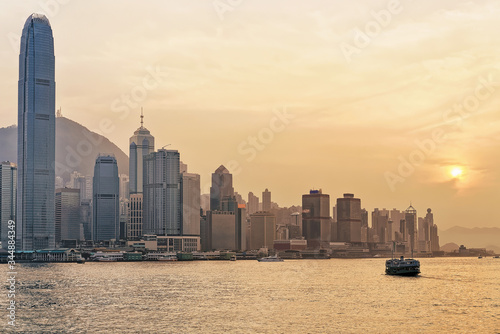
[1,2,500,229]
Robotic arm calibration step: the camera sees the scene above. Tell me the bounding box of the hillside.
[0,117,128,182]
[439,226,500,250]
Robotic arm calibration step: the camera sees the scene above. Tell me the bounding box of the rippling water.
[2,257,499,333]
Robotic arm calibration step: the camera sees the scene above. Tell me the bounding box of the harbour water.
[3,257,499,333]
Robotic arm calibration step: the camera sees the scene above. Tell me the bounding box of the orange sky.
[1,1,500,229]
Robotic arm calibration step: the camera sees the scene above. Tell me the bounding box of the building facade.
[209,165,234,211]
[262,188,271,212]
[55,188,81,243]
[249,211,276,250]
[143,149,181,235]
[17,14,56,250]
[181,172,201,236]
[1,162,17,250]
[129,112,155,194]
[336,193,362,243]
[93,155,119,241]
[302,190,331,249]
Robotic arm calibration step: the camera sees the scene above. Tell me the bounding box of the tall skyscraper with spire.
[17,14,56,250]
[129,109,155,194]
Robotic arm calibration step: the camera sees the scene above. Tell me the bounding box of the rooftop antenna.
[161,144,171,149]
[140,107,144,128]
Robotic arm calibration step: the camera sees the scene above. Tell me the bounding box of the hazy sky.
[1,1,500,229]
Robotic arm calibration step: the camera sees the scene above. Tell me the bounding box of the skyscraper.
[302,189,331,249]
[17,14,56,250]
[262,188,271,212]
[209,165,234,211]
[143,149,181,235]
[336,193,362,243]
[247,192,259,215]
[55,188,80,243]
[405,204,418,253]
[181,172,201,236]
[93,155,119,241]
[129,111,155,194]
[1,162,17,250]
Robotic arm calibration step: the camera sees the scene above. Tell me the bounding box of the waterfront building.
[209,165,234,211]
[143,149,181,235]
[249,211,276,250]
[0,162,17,250]
[128,193,143,239]
[336,193,362,243]
[302,190,331,249]
[181,172,201,236]
[55,188,81,243]
[17,14,56,250]
[93,155,119,241]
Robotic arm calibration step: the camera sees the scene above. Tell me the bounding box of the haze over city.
[1,1,500,230]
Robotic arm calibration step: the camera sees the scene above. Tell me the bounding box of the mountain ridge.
[0,116,129,181]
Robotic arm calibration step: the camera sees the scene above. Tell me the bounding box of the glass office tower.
[17,14,56,250]
[93,155,119,241]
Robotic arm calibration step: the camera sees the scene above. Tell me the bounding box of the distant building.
[336,193,362,243]
[55,188,80,243]
[128,193,143,239]
[80,199,92,241]
[93,155,119,242]
[181,172,201,236]
[1,162,17,250]
[302,190,331,249]
[372,208,389,243]
[405,205,418,253]
[250,211,276,250]
[262,188,271,212]
[209,165,234,211]
[143,149,181,235]
[247,192,259,215]
[129,111,155,194]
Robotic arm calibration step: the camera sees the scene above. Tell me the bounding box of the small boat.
[230,255,237,261]
[494,256,499,259]
[158,255,178,262]
[258,255,284,262]
[76,258,85,264]
[478,256,483,259]
[96,257,117,262]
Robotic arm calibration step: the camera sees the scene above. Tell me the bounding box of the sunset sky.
[1,1,500,229]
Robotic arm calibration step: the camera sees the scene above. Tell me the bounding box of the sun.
[450,167,463,178]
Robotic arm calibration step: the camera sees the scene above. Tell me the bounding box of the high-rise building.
[372,208,390,243]
[181,172,201,236]
[80,199,92,241]
[405,204,418,253]
[302,190,331,249]
[93,155,119,241]
[17,14,56,250]
[262,188,271,212]
[209,165,234,211]
[1,162,17,250]
[247,192,259,215]
[128,193,143,239]
[143,149,181,235]
[336,194,362,243]
[129,111,155,194]
[55,188,80,243]
[249,211,276,250]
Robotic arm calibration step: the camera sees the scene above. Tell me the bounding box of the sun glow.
[451,167,463,178]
